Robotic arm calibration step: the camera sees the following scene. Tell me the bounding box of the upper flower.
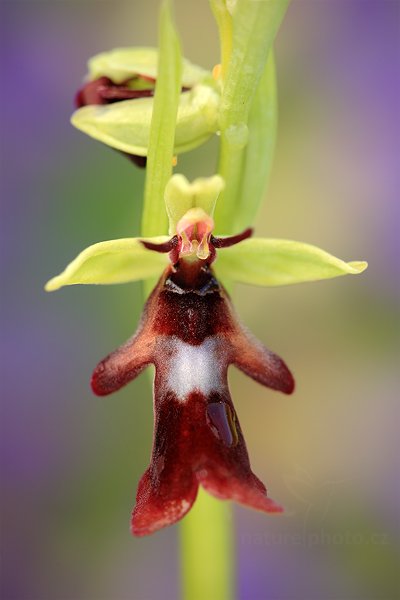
[71,47,220,163]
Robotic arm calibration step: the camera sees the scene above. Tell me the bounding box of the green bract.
[213,0,290,232]
[232,52,277,232]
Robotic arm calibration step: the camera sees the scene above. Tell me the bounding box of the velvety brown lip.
[91,255,293,536]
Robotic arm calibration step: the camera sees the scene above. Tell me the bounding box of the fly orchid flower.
[45,174,367,536]
[71,47,219,167]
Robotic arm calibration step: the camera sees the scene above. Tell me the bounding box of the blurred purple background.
[1,1,399,599]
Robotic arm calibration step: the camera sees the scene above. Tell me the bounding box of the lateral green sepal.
[45,237,170,291]
[215,237,368,286]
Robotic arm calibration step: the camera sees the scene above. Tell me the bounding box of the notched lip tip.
[130,516,158,537]
[90,375,108,397]
[285,377,295,395]
[130,525,142,537]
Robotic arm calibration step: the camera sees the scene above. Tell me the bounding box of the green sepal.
[87,47,210,86]
[215,237,368,286]
[165,174,225,235]
[71,84,219,157]
[45,237,170,291]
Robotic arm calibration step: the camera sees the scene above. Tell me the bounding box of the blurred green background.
[1,1,399,599]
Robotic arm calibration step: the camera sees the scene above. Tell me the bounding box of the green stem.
[180,489,235,600]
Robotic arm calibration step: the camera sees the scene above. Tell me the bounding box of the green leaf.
[234,51,277,231]
[215,238,368,286]
[219,0,290,130]
[45,237,169,291]
[87,47,209,86]
[141,0,182,237]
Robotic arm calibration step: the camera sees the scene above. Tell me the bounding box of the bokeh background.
[1,1,399,599]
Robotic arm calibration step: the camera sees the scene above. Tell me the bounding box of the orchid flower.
[71,47,219,167]
[45,174,366,536]
[45,3,368,578]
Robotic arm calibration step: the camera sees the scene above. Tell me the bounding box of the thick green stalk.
[180,489,234,600]
[214,0,290,232]
[141,0,182,238]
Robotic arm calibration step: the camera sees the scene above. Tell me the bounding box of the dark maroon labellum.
[91,239,294,535]
[75,76,156,108]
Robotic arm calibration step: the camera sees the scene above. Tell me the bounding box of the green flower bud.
[72,47,220,160]
[86,47,209,86]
